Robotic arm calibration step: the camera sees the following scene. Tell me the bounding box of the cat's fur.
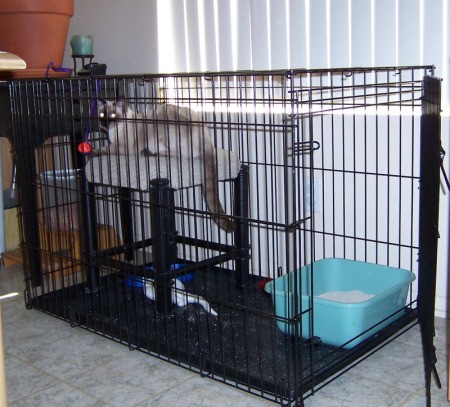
[94,99,234,232]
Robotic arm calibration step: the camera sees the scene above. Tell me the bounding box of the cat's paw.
[87,149,102,157]
[141,148,157,157]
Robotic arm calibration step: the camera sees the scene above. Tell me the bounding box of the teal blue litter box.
[264,258,415,348]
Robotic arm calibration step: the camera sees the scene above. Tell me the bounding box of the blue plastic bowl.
[125,275,145,288]
[143,263,195,283]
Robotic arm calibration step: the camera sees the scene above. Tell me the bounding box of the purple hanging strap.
[46,61,73,78]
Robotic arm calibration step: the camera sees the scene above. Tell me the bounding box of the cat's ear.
[115,98,127,112]
[97,98,106,108]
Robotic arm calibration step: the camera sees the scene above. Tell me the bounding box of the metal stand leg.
[118,187,134,262]
[234,165,250,287]
[149,178,177,315]
[78,177,99,293]
[73,133,100,293]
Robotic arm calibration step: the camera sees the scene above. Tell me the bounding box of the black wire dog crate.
[9,66,442,406]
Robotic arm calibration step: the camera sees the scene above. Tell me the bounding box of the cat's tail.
[202,143,235,233]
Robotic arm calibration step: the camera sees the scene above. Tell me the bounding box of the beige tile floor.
[0,263,448,406]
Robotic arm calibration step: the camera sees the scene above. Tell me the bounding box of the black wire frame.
[418,75,442,407]
[7,65,442,406]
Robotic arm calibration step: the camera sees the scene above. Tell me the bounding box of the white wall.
[64,0,450,318]
[63,0,159,75]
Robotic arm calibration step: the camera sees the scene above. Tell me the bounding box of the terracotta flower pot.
[0,0,74,78]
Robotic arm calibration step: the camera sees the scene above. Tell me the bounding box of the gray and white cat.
[94,99,234,232]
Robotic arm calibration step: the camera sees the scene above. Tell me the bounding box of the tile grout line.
[5,354,114,406]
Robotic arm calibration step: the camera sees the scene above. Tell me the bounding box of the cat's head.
[97,99,127,130]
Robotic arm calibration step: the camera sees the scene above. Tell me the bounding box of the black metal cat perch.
[5,66,442,406]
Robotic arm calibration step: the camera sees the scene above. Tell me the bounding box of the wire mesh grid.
[9,65,438,406]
